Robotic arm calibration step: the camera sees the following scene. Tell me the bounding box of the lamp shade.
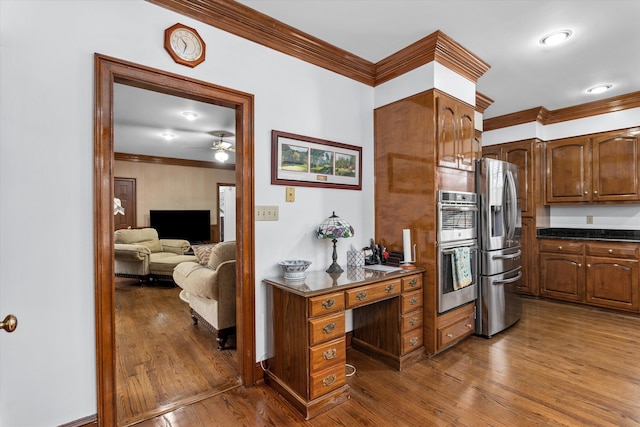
[316,212,354,240]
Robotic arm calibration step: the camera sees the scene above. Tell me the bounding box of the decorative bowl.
[278,260,312,279]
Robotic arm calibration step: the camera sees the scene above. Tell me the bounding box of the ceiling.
[116,0,640,165]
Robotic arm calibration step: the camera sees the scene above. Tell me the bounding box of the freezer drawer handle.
[492,250,521,260]
[494,271,522,285]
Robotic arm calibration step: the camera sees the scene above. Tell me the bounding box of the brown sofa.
[114,227,197,282]
[173,240,236,349]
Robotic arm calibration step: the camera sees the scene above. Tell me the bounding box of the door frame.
[94,54,256,426]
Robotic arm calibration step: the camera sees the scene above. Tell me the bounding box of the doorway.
[94,54,255,427]
[114,177,136,230]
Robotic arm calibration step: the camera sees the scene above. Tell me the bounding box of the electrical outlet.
[256,205,279,221]
[586,215,593,224]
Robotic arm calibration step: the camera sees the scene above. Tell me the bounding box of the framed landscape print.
[271,130,362,190]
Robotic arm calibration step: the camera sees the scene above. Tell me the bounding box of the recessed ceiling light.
[161,132,176,140]
[586,84,613,95]
[181,111,199,121]
[539,30,573,46]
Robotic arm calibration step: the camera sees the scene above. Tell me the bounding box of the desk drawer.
[402,274,423,292]
[309,312,345,346]
[345,279,401,308]
[402,310,423,333]
[401,289,423,314]
[310,337,346,373]
[401,330,423,354]
[309,292,345,318]
[309,365,346,400]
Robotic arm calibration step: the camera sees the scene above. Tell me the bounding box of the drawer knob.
[323,349,337,360]
[409,337,419,346]
[593,190,598,194]
[356,291,368,301]
[466,323,473,329]
[409,278,418,287]
[410,297,419,305]
[446,333,453,338]
[608,249,614,254]
[323,322,336,334]
[584,191,588,195]
[385,284,396,293]
[409,317,419,326]
[323,374,336,387]
[587,264,591,268]
[558,246,563,250]
[322,298,336,309]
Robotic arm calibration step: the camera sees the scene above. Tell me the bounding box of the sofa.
[173,240,236,349]
[114,227,197,282]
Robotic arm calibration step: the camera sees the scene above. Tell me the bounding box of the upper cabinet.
[436,93,478,172]
[546,128,640,204]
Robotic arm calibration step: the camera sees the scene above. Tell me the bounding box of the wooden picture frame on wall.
[271,130,362,190]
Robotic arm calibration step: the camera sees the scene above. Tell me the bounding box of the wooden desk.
[263,266,425,419]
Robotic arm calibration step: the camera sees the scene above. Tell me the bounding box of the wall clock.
[164,23,206,67]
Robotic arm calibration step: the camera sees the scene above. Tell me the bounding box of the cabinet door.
[481,145,501,160]
[539,253,584,301]
[436,96,459,169]
[591,130,640,202]
[457,104,477,172]
[585,256,639,312]
[546,137,591,203]
[503,141,533,216]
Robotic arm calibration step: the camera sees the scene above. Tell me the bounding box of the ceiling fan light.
[586,84,613,94]
[215,149,229,162]
[539,30,572,46]
[181,111,199,121]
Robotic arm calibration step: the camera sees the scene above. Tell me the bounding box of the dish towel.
[452,247,472,290]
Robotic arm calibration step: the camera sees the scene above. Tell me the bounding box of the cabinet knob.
[584,191,588,195]
[593,190,598,194]
[578,263,582,268]
[558,246,563,250]
[587,264,591,268]
[608,249,614,254]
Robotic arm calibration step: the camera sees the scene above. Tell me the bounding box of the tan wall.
[115,160,235,227]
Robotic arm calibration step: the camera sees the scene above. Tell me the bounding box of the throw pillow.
[192,244,215,265]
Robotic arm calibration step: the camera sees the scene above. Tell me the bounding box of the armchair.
[114,227,196,282]
[173,240,236,349]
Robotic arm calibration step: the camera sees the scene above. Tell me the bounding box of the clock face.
[164,23,206,67]
[170,28,203,61]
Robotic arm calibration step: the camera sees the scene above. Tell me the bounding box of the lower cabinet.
[436,302,475,351]
[539,239,639,312]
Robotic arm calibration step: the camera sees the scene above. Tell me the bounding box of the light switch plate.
[256,205,279,221]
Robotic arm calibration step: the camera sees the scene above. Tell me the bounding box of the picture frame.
[271,130,362,190]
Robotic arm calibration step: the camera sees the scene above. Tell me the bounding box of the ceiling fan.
[209,130,235,162]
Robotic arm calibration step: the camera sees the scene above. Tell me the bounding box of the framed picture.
[271,130,362,190]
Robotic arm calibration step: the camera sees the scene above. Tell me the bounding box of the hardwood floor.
[134,297,640,426]
[115,279,239,426]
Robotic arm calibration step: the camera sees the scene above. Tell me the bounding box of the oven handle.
[491,250,521,260]
[441,246,478,255]
[439,205,478,212]
[494,269,522,285]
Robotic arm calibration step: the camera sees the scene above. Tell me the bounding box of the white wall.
[0,1,373,425]
[482,108,640,230]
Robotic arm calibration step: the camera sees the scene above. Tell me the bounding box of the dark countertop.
[537,228,640,243]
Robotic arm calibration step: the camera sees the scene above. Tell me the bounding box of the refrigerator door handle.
[493,269,522,285]
[492,249,522,260]
[504,170,518,241]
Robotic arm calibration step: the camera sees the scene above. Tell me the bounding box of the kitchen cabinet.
[436,92,478,172]
[539,238,640,312]
[546,128,640,204]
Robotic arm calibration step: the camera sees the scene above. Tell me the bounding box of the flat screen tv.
[150,210,211,244]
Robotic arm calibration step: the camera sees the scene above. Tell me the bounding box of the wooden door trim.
[94,54,255,427]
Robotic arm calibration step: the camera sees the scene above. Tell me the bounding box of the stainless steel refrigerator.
[476,158,523,337]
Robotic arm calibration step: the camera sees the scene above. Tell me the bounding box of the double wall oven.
[437,190,478,314]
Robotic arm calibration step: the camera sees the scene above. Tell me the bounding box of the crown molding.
[375,30,490,86]
[484,91,640,131]
[115,152,235,170]
[476,92,494,114]
[147,0,376,85]
[147,1,490,88]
